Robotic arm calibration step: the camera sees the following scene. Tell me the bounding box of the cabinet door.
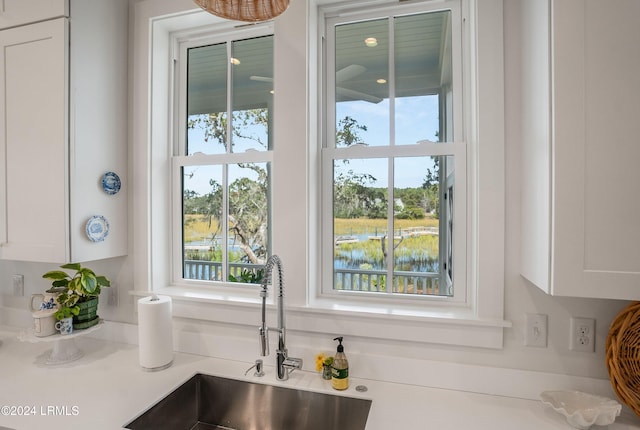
[553,0,640,299]
[0,18,69,262]
[520,0,640,299]
[0,0,68,29]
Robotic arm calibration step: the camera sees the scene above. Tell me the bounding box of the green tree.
[421,156,441,218]
[336,115,368,147]
[186,110,269,264]
[189,107,270,150]
[228,164,268,263]
[333,170,385,219]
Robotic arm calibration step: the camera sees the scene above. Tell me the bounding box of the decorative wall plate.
[86,215,110,242]
[102,171,121,195]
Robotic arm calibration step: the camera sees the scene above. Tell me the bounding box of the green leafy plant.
[43,263,110,310]
[54,305,80,321]
[228,268,264,284]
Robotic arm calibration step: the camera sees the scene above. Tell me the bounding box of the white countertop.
[1,326,639,430]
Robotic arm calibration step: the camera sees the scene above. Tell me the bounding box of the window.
[321,3,466,303]
[137,0,507,348]
[173,29,274,285]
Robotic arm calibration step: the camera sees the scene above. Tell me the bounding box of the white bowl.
[540,390,621,429]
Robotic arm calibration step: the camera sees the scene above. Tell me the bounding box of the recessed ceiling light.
[364,37,378,47]
[230,57,241,65]
[376,78,387,84]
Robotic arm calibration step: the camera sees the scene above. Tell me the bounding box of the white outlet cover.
[570,317,595,352]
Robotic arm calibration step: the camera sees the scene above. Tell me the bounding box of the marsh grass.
[185,216,438,242]
[184,214,220,243]
[334,217,439,236]
[184,215,440,268]
[334,217,440,270]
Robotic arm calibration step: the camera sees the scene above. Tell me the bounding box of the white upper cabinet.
[0,0,68,29]
[520,0,640,299]
[0,0,128,263]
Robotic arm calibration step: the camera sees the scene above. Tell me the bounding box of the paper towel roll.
[138,295,173,371]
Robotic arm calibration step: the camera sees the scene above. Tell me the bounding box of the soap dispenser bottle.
[331,336,349,390]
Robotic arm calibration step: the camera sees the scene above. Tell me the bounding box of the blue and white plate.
[102,171,121,195]
[86,215,109,242]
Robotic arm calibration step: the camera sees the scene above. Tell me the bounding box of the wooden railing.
[334,268,444,295]
[184,260,446,295]
[183,260,257,282]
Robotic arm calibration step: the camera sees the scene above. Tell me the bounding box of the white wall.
[0,0,632,389]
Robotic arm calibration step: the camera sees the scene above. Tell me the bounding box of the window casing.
[321,1,467,305]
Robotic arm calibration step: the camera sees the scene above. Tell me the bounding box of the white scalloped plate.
[540,391,621,429]
[85,215,110,242]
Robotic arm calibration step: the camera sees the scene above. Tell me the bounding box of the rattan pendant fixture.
[194,0,290,22]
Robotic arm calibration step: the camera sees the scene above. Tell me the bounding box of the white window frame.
[133,0,509,350]
[307,0,508,346]
[320,2,467,306]
[172,26,274,290]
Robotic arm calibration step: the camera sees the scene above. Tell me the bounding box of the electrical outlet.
[570,317,595,352]
[12,274,24,296]
[525,313,548,347]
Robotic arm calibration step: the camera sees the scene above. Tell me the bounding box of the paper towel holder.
[138,295,174,372]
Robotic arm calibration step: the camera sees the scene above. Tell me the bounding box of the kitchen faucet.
[258,255,303,381]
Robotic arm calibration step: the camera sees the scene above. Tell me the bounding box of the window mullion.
[222,39,233,282]
[222,163,229,282]
[226,40,233,154]
[388,16,395,148]
[386,16,395,294]
[386,158,394,295]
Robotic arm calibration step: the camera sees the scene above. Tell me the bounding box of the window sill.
[130,287,511,349]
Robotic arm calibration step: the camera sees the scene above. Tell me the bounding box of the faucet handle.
[258,325,269,356]
[283,356,303,371]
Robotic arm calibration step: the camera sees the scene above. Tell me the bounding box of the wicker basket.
[606,301,640,417]
[193,0,290,22]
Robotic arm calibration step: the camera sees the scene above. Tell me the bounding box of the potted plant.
[43,263,110,330]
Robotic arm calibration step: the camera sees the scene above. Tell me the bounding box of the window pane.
[335,19,389,147]
[231,36,273,152]
[182,163,270,283]
[187,43,228,155]
[395,11,452,144]
[183,165,223,281]
[333,158,388,291]
[227,163,270,282]
[332,156,454,296]
[392,156,453,296]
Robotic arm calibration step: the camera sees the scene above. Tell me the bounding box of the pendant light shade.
[194,0,290,23]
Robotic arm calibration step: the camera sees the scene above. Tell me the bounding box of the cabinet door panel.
[583,1,640,273]
[0,0,68,29]
[581,0,640,297]
[0,19,68,262]
[554,0,640,299]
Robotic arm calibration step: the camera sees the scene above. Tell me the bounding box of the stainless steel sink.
[125,373,372,430]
